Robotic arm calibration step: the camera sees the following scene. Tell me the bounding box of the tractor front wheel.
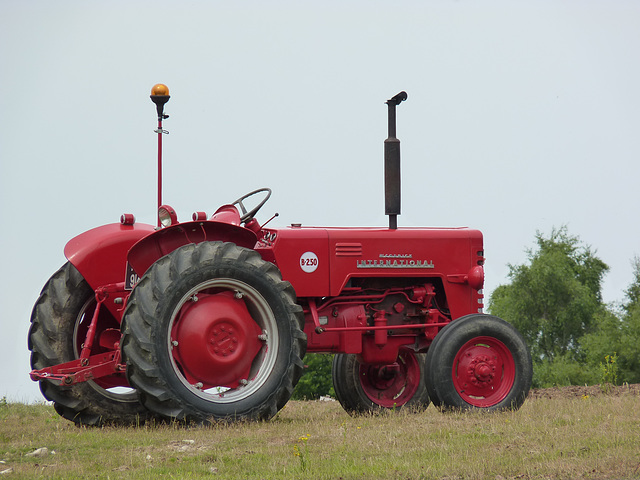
[28,263,150,426]
[425,314,532,412]
[332,349,430,414]
[121,241,306,423]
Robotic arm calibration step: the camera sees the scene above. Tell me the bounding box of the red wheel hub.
[359,349,420,408]
[171,291,263,388]
[452,336,515,407]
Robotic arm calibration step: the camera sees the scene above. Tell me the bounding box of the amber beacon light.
[150,83,170,119]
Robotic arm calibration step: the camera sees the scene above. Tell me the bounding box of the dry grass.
[1,391,639,479]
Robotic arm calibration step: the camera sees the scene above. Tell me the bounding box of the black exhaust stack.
[384,91,407,230]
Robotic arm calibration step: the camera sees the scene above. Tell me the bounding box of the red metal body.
[62,219,484,321]
[257,225,483,303]
[32,213,484,384]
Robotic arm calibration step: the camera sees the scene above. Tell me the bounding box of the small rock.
[26,447,49,458]
[168,440,195,452]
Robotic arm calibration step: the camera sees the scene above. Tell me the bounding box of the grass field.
[1,388,639,479]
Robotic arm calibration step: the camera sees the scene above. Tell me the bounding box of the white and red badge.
[300,251,318,273]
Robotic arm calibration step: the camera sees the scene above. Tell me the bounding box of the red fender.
[64,223,156,291]
[127,220,258,279]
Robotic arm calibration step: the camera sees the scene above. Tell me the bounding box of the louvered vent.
[335,243,362,257]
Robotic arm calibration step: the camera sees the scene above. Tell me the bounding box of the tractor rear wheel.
[332,349,430,414]
[121,241,306,424]
[28,263,151,426]
[425,314,532,412]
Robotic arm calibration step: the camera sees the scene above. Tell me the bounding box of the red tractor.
[29,85,532,426]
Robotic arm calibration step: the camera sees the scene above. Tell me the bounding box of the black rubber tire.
[121,241,306,424]
[425,314,532,412]
[332,349,430,415]
[28,263,151,426]
[424,330,445,408]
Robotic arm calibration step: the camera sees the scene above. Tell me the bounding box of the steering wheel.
[232,188,272,223]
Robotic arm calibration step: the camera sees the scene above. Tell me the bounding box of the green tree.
[622,256,640,314]
[488,226,609,365]
[292,354,335,400]
[581,256,640,384]
[533,352,599,388]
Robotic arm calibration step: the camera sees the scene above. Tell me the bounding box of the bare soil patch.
[528,382,640,400]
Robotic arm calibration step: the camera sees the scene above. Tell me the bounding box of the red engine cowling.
[256,225,485,321]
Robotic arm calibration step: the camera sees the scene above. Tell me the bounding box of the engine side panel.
[257,226,484,319]
[327,227,484,319]
[256,227,330,297]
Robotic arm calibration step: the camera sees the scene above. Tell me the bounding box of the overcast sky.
[2,1,639,402]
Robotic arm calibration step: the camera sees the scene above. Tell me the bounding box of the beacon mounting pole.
[150,84,170,227]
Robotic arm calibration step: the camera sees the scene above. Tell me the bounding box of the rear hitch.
[29,350,124,386]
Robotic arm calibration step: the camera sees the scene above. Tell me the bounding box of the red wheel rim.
[452,336,515,407]
[171,291,263,389]
[359,349,420,408]
[166,278,279,404]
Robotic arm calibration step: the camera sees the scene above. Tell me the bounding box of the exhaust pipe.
[384,91,407,230]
